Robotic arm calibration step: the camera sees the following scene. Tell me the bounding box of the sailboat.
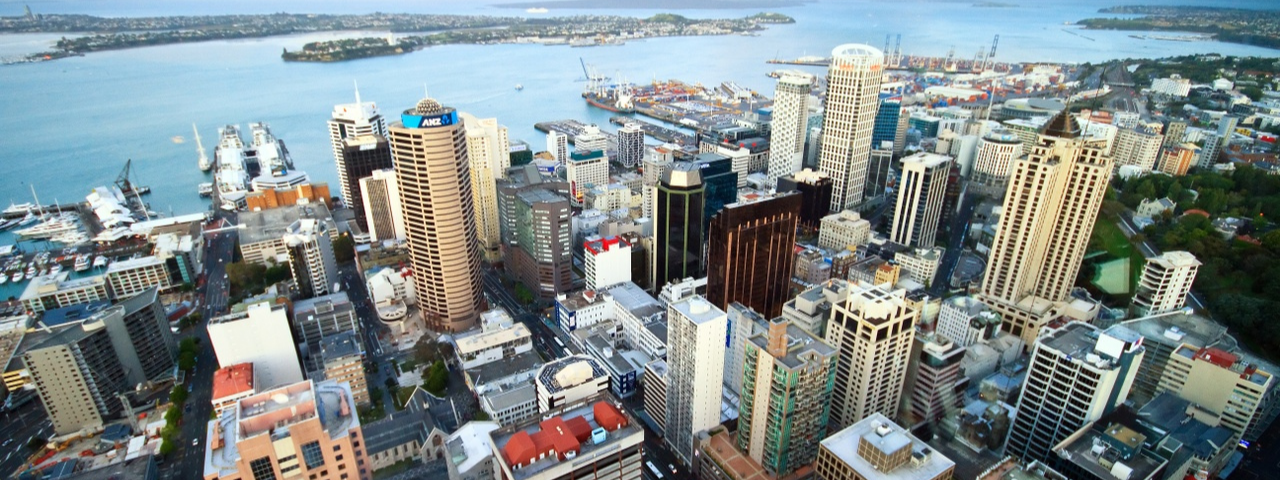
[195,124,212,172]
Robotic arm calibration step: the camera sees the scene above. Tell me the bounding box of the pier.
[608,117,696,147]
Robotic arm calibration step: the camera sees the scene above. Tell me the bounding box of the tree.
[263,264,292,286]
[179,350,196,371]
[180,337,198,353]
[170,385,188,405]
[159,439,176,456]
[164,405,182,424]
[225,261,267,294]
[424,360,449,396]
[333,235,356,264]
[26,437,45,452]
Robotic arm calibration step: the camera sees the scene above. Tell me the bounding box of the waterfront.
[0,0,1276,299]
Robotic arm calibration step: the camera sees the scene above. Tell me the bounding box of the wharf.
[2,203,83,220]
[622,80,772,131]
[534,120,618,159]
[608,117,695,147]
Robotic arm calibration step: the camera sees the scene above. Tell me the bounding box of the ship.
[74,254,89,272]
[0,217,18,231]
[195,123,211,172]
[215,124,250,208]
[14,216,78,240]
[10,272,21,283]
[582,89,635,113]
[198,183,214,197]
[2,202,34,217]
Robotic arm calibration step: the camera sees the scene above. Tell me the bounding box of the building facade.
[814,413,955,480]
[653,163,705,293]
[461,113,511,263]
[1131,251,1200,317]
[818,44,885,212]
[208,301,304,390]
[584,236,632,290]
[359,168,406,242]
[618,123,645,168]
[824,282,918,431]
[329,88,389,208]
[284,218,338,298]
[769,74,814,184]
[665,296,727,465]
[706,192,801,319]
[889,153,951,248]
[818,210,871,252]
[340,134,395,231]
[972,129,1023,192]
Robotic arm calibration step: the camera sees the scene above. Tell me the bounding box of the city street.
[0,401,52,477]
[931,191,978,296]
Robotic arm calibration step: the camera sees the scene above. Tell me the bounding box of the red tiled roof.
[1196,347,1238,369]
[211,363,255,400]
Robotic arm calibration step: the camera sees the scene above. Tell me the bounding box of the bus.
[554,337,566,349]
[645,461,665,479]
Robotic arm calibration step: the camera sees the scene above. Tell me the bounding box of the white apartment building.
[936,296,1002,347]
[973,129,1023,190]
[617,123,645,168]
[584,235,632,290]
[1113,126,1165,171]
[359,168,406,241]
[283,218,338,297]
[896,246,945,286]
[1151,75,1192,97]
[105,256,172,299]
[1158,344,1275,443]
[768,73,814,183]
[1132,251,1200,316]
[819,210,871,252]
[665,295,727,465]
[208,301,304,390]
[547,130,569,164]
[462,113,511,263]
[20,273,110,314]
[566,150,608,206]
[328,86,388,204]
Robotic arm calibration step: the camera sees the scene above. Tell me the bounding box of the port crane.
[890,34,902,67]
[984,35,999,71]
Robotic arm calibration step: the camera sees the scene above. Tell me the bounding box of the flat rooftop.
[1055,425,1165,480]
[211,363,255,401]
[455,323,531,357]
[670,296,725,325]
[820,413,954,480]
[206,380,358,478]
[238,203,332,246]
[747,322,836,370]
[538,355,608,395]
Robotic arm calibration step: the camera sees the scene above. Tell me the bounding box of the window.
[301,441,325,470]
[250,457,276,480]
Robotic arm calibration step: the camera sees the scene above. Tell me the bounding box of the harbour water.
[0,0,1275,301]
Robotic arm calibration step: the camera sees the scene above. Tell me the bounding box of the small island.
[1077,5,1280,51]
[974,2,1019,8]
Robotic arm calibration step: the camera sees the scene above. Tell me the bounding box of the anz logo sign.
[402,111,458,129]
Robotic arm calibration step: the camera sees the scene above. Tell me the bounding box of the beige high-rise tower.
[818,44,884,212]
[978,111,1112,344]
[823,281,918,431]
[460,112,510,264]
[389,97,484,332]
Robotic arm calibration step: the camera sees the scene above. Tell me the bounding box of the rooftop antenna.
[423,83,430,99]
[354,80,362,105]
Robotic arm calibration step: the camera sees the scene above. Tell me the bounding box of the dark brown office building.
[706,192,801,319]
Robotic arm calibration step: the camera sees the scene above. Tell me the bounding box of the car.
[669,464,677,474]
[192,438,199,446]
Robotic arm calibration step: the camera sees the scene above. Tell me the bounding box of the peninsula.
[1077,5,1280,50]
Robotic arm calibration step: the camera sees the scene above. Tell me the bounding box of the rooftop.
[39,300,112,327]
[104,255,164,274]
[362,408,437,456]
[747,321,837,370]
[467,351,543,387]
[448,421,501,474]
[1040,322,1141,367]
[455,323,532,357]
[820,413,955,480]
[537,355,608,395]
[670,296,725,326]
[320,330,364,363]
[22,272,107,300]
[238,203,332,246]
[62,455,157,480]
[206,380,359,478]
[1054,422,1165,480]
[211,363,255,401]
[492,396,640,480]
[699,427,810,480]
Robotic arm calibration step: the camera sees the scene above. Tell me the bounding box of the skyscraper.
[338,134,394,232]
[665,295,727,465]
[871,94,903,153]
[547,130,569,164]
[768,74,814,184]
[566,150,608,206]
[358,168,405,241]
[653,162,705,293]
[617,123,645,168]
[461,113,510,263]
[978,111,1112,343]
[776,169,833,231]
[706,192,801,319]
[824,282,917,430]
[329,85,388,208]
[889,153,951,248]
[1131,251,1200,316]
[1112,126,1164,171]
[819,44,885,212]
[389,97,484,332]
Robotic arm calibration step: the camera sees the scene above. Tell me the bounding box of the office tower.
[490,394,642,480]
[566,150,608,206]
[872,94,904,153]
[319,331,369,406]
[389,96,484,332]
[1197,133,1222,167]
[1157,344,1274,443]
[901,333,965,428]
[643,360,668,432]
[339,134,394,231]
[208,301,304,390]
[547,130,569,164]
[1156,144,1195,176]
[973,129,1023,191]
[978,111,1112,343]
[575,124,609,153]
[782,278,850,338]
[284,218,338,298]
[204,380,369,480]
[642,147,673,220]
[292,292,360,375]
[460,113,510,264]
[584,235,632,290]
[329,86,389,208]
[936,296,1001,347]
[1004,323,1145,464]
[1112,126,1164,171]
[359,169,406,241]
[819,44,885,212]
[1162,120,1187,148]
[824,282,917,430]
[768,74,814,183]
[706,192,800,319]
[505,188,573,300]
[652,162,705,293]
[1131,251,1200,317]
[694,152,740,228]
[776,169,833,231]
[818,210,870,252]
[665,295,727,464]
[738,319,838,476]
[724,303,768,396]
[618,123,645,168]
[814,413,956,480]
[115,288,179,383]
[889,153,951,248]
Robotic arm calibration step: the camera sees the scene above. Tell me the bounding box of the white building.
[359,169,406,241]
[824,281,917,430]
[896,247,945,286]
[566,150,609,206]
[19,273,110,314]
[575,125,609,153]
[818,44,885,211]
[936,296,1002,347]
[462,113,511,263]
[768,74,814,184]
[617,123,645,168]
[1132,251,1200,316]
[328,86,388,206]
[283,218,338,297]
[454,315,534,370]
[1213,78,1234,91]
[889,153,951,248]
[207,301,304,390]
[973,129,1023,190]
[105,256,172,299]
[547,130,569,164]
[665,295,727,464]
[1151,75,1192,97]
[535,355,610,413]
[1113,126,1165,171]
[584,235,632,290]
[819,210,871,252]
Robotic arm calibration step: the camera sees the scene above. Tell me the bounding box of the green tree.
[333,235,356,264]
[225,261,267,294]
[263,264,292,285]
[424,360,449,396]
[159,439,176,456]
[164,405,182,424]
[170,385,188,405]
[179,350,196,371]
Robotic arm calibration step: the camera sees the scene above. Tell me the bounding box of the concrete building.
[535,355,609,413]
[818,44,885,211]
[1197,133,1222,168]
[769,74,815,183]
[1112,126,1164,172]
[105,256,172,299]
[1156,143,1196,177]
[203,380,370,480]
[896,247,944,287]
[653,163,706,293]
[1157,344,1274,443]
[814,413,955,480]
[617,123,645,168]
[973,129,1023,192]
[547,130,569,164]
[1151,75,1191,97]
[212,363,257,415]
[567,150,609,206]
[462,113,511,263]
[284,218,339,298]
[337,134,394,232]
[900,333,965,429]
[389,96,485,332]
[455,318,533,370]
[320,331,369,406]
[329,86,389,208]
[362,392,449,472]
[1132,251,1200,317]
[739,319,838,477]
[777,169,834,232]
[490,394,642,480]
[208,301,304,390]
[292,292,360,376]
[781,279,850,338]
[643,360,668,433]
[978,111,1112,344]
[584,236,632,290]
[1004,322,1145,464]
[666,296,727,465]
[237,203,335,266]
[445,421,501,480]
[936,296,1002,348]
[1163,120,1188,148]
[794,248,831,285]
[824,282,918,431]
[889,153,951,248]
[707,192,800,319]
[20,273,111,314]
[504,188,573,301]
[846,257,900,288]
[359,168,406,242]
[818,210,871,253]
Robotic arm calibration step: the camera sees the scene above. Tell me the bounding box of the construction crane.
[984,35,999,71]
[883,34,892,64]
[892,34,902,67]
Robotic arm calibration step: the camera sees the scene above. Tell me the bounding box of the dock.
[534,120,619,159]
[608,117,696,147]
[2,203,82,220]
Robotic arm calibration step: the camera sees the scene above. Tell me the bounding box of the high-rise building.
[1162,120,1187,148]
[694,152,741,229]
[819,44,885,212]
[936,296,1002,347]
[566,150,608,206]
[872,94,904,153]
[653,162,705,293]
[1157,344,1275,443]
[864,149,895,204]
[339,134,394,231]
[1132,251,1200,317]
[283,218,338,298]
[1004,322,1145,464]
[617,123,645,168]
[204,380,370,480]
[105,256,173,299]
[389,96,484,332]
[1112,126,1164,171]
[359,169,406,241]
[1218,115,1239,139]
[776,168,833,231]
[814,413,956,480]
[505,188,573,300]
[292,292,360,376]
[665,295,727,464]
[889,153,951,248]
[329,86,388,208]
[642,147,673,220]
[1197,133,1222,168]
[978,111,1112,344]
[738,319,837,476]
[461,113,510,264]
[208,301,304,390]
[547,130,569,164]
[900,332,965,428]
[706,192,801,319]
[1156,144,1195,176]
[319,331,369,406]
[575,125,609,153]
[824,282,918,430]
[818,209,871,252]
[972,129,1023,191]
[584,236,632,290]
[768,74,814,183]
[896,247,945,287]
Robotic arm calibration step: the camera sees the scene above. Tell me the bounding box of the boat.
[2,202,35,217]
[49,264,61,275]
[24,265,35,277]
[515,84,524,91]
[198,183,214,197]
[74,254,90,272]
[18,213,38,226]
[93,256,109,268]
[38,268,47,277]
[194,123,211,172]
[0,218,18,231]
[14,216,78,240]
[51,231,88,245]
[10,272,21,283]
